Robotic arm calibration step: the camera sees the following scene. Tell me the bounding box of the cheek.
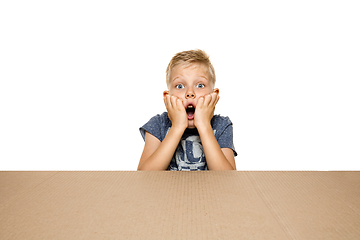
[195,88,212,97]
[169,89,181,96]
[169,91,185,103]
[170,92,183,98]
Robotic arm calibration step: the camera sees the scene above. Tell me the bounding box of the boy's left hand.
[194,91,220,130]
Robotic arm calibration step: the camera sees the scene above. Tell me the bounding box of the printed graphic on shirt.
[175,135,207,171]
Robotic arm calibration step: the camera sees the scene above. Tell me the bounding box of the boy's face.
[164,63,219,129]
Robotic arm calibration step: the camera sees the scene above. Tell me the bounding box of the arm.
[137,94,187,171]
[194,92,236,170]
[137,127,184,170]
[197,125,236,170]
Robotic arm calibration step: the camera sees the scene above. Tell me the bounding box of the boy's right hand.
[163,93,188,131]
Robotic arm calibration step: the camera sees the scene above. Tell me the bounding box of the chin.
[187,120,196,129]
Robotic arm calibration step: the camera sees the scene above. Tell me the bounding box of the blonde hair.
[166,49,216,87]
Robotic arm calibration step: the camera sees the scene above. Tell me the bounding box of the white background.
[1,0,359,170]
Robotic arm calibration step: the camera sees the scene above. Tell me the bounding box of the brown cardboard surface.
[0,171,359,239]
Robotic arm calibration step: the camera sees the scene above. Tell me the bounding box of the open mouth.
[186,105,195,120]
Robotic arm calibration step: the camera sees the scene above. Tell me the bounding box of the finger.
[203,93,213,106]
[163,95,167,108]
[170,95,179,109]
[210,92,219,106]
[167,96,172,109]
[214,94,220,106]
[175,97,184,110]
[164,94,172,109]
[197,96,205,107]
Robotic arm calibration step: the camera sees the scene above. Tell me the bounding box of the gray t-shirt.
[140,112,237,171]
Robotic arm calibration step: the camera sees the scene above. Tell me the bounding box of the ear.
[213,88,219,95]
[163,90,169,98]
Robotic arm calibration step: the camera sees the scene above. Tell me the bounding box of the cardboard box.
[1,171,359,239]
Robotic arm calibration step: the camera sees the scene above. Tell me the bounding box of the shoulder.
[211,115,234,137]
[139,112,171,141]
[153,112,172,129]
[146,112,171,126]
[211,114,233,128]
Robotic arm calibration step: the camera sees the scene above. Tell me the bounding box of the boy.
[138,50,237,171]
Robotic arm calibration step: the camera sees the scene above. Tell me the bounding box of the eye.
[175,84,184,89]
[197,83,205,88]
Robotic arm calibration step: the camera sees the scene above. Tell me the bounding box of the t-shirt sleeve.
[139,113,170,142]
[214,116,237,157]
[217,124,237,156]
[139,114,162,141]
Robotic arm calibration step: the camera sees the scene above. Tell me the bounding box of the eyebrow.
[197,76,209,81]
[172,76,181,82]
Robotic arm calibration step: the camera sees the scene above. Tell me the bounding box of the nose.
[186,91,196,99]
